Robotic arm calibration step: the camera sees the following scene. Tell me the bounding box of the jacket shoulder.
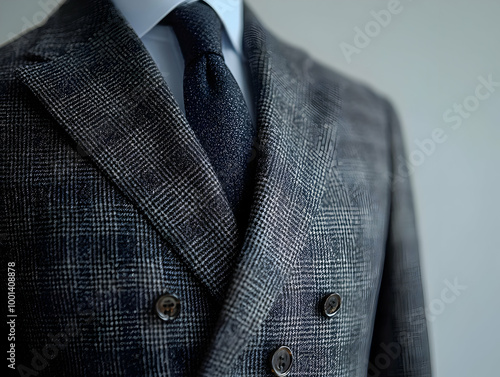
[0,27,42,75]
[270,37,398,176]
[270,34,391,113]
[310,56,390,113]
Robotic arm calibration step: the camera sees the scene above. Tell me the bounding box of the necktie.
[162,1,257,231]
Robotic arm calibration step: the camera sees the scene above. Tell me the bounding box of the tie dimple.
[163,2,224,65]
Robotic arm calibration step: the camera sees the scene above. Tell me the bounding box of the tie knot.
[162,1,223,65]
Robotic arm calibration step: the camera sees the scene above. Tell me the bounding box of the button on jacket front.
[323,293,342,318]
[155,293,181,321]
[270,346,293,376]
[0,0,431,376]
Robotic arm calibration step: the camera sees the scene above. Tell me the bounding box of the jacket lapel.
[15,0,239,301]
[14,0,340,373]
[198,5,340,375]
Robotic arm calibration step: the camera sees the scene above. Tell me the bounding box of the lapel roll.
[198,5,340,376]
[15,0,240,301]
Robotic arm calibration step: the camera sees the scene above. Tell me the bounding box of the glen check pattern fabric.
[162,1,257,231]
[0,0,432,376]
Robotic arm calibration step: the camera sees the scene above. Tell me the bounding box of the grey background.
[1,0,499,376]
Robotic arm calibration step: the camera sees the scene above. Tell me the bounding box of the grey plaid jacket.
[0,0,432,376]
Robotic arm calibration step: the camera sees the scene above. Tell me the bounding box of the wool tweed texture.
[0,0,431,376]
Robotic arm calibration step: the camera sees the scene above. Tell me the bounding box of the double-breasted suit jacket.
[0,0,431,375]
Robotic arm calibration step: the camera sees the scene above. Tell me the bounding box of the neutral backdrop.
[1,1,499,376]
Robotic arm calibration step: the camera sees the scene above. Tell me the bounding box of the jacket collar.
[15,0,340,373]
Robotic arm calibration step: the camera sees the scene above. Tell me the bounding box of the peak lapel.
[14,0,239,301]
[198,5,340,376]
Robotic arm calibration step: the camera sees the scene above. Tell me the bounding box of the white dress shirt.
[111,0,254,121]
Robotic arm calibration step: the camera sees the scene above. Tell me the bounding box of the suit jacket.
[0,0,432,376]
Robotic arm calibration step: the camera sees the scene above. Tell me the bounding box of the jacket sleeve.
[368,100,432,376]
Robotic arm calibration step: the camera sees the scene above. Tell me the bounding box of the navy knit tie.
[162,1,257,230]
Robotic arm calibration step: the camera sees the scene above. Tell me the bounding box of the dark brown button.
[323,293,341,317]
[155,293,181,321]
[270,346,293,376]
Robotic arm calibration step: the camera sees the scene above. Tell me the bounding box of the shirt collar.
[111,0,243,55]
